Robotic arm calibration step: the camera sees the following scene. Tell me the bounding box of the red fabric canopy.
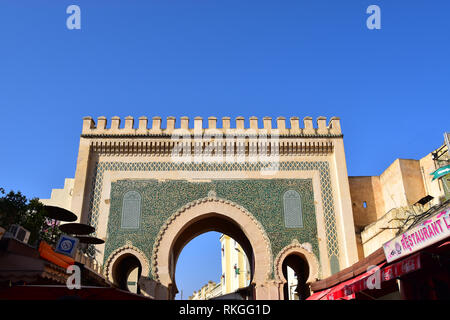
[437,241,450,249]
[307,252,423,300]
[324,263,386,300]
[307,288,331,300]
[0,285,152,300]
[307,264,384,300]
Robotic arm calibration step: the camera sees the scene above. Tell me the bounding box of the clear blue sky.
[0,1,449,299]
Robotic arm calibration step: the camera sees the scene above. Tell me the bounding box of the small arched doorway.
[105,246,150,295]
[275,240,319,300]
[281,254,309,300]
[111,253,142,294]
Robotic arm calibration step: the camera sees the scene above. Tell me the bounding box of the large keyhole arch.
[151,196,273,300]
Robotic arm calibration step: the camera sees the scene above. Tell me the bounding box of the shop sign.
[55,234,79,257]
[430,165,450,181]
[383,206,450,263]
[380,253,421,281]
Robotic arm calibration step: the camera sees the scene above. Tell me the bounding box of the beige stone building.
[42,115,359,299]
[189,234,251,300]
[219,234,250,295]
[189,281,221,300]
[41,178,74,212]
[349,143,449,258]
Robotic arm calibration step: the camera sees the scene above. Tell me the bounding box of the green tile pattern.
[283,190,303,228]
[121,190,141,229]
[87,161,340,276]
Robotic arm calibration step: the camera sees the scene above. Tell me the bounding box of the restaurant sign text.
[383,206,450,263]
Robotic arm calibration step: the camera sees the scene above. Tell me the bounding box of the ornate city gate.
[68,115,358,299]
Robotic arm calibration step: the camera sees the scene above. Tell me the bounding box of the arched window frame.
[121,190,142,229]
[283,190,303,228]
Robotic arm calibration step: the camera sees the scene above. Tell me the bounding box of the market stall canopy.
[59,223,95,235]
[76,236,105,244]
[43,205,77,222]
[0,285,152,300]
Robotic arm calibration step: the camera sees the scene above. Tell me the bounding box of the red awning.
[308,253,423,300]
[307,288,331,300]
[0,285,152,300]
[307,264,384,300]
[325,262,386,300]
[307,270,373,300]
[437,241,450,249]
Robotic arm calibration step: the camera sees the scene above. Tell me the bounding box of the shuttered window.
[121,191,141,229]
[283,190,303,228]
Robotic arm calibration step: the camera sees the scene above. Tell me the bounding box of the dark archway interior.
[170,213,255,299]
[111,253,142,293]
[282,253,310,300]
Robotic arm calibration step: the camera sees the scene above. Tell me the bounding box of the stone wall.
[349,144,447,258]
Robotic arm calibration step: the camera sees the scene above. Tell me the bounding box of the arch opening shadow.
[153,199,273,300]
[111,253,143,294]
[170,214,255,299]
[282,254,310,300]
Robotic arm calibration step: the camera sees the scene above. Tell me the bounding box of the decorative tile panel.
[88,161,340,276]
[283,190,303,228]
[121,191,141,229]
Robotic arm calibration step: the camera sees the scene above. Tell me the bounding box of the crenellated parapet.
[81,116,343,137]
[81,116,342,156]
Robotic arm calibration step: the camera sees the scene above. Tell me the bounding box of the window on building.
[121,190,141,229]
[283,190,303,228]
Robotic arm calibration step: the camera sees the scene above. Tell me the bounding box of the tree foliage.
[0,188,61,246]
